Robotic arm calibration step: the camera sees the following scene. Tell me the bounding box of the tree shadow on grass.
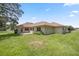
[0,33,20,41]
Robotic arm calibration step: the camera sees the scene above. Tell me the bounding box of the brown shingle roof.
[33,21,64,27]
[50,22,64,27]
[17,21,64,28]
[17,22,33,28]
[33,21,49,26]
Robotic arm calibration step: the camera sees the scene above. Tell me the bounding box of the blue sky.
[19,3,79,28]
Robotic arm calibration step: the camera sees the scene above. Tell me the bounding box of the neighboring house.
[17,21,69,34]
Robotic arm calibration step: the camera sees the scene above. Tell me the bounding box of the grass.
[0,30,79,56]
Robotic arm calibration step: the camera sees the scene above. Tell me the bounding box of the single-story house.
[17,21,69,34]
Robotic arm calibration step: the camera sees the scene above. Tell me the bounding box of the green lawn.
[0,30,79,56]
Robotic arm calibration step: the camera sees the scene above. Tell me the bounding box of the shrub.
[34,32,43,35]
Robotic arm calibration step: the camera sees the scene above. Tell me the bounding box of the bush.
[34,32,43,35]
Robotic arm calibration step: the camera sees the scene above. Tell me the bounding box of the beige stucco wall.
[33,27,37,32]
[54,27,64,34]
[34,26,64,34]
[34,26,55,34]
[41,26,54,34]
[18,26,64,34]
[17,27,34,34]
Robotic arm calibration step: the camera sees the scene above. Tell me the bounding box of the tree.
[0,16,8,31]
[0,3,24,30]
[68,26,74,32]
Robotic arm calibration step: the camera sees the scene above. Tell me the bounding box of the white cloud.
[64,3,79,6]
[45,8,50,11]
[69,14,75,17]
[71,11,79,14]
[69,10,79,17]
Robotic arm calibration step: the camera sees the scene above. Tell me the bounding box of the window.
[25,28,29,31]
[30,28,33,30]
[37,27,41,31]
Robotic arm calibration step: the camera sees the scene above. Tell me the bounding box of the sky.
[19,3,79,28]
